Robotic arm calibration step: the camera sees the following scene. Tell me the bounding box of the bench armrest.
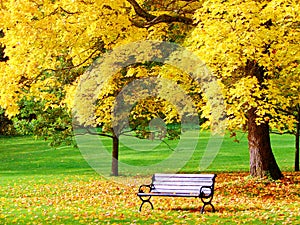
[138,184,152,193]
[200,185,213,197]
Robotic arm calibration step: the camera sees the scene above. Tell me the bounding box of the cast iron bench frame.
[137,173,217,213]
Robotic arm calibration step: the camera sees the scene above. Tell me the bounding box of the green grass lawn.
[0,132,299,224]
[1,131,295,177]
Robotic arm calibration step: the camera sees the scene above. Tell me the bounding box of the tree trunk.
[295,109,300,171]
[111,134,119,176]
[248,108,283,180]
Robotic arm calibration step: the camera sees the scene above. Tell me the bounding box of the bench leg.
[200,202,215,214]
[200,197,215,214]
[138,196,154,211]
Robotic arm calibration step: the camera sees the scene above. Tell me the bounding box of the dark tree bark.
[80,129,120,176]
[0,30,9,62]
[246,60,283,180]
[295,108,300,171]
[248,108,283,179]
[111,133,119,176]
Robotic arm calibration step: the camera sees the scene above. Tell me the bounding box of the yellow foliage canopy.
[0,0,148,116]
[0,0,299,135]
[188,0,300,132]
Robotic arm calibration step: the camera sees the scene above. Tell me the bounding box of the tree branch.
[75,127,175,151]
[127,0,156,22]
[40,48,99,74]
[126,0,194,28]
[75,128,114,138]
[120,132,175,151]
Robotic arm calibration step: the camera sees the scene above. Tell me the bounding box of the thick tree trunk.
[295,110,300,171]
[248,108,283,180]
[111,134,119,176]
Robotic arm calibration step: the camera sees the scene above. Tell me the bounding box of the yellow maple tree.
[0,0,203,175]
[188,0,300,179]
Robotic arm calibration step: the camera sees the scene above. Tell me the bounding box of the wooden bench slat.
[138,191,211,197]
[153,184,204,190]
[151,188,212,195]
[153,177,212,183]
[153,173,215,178]
[138,192,200,197]
[153,178,214,181]
[153,181,213,186]
[152,187,211,191]
[152,188,200,193]
[154,184,212,188]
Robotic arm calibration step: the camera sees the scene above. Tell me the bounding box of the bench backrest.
[151,173,216,196]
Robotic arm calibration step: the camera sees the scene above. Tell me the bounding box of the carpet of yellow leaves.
[0,172,299,224]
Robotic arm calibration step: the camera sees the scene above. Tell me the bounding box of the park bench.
[137,173,217,213]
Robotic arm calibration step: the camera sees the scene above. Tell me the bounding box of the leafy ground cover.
[0,172,299,224]
[0,134,299,224]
